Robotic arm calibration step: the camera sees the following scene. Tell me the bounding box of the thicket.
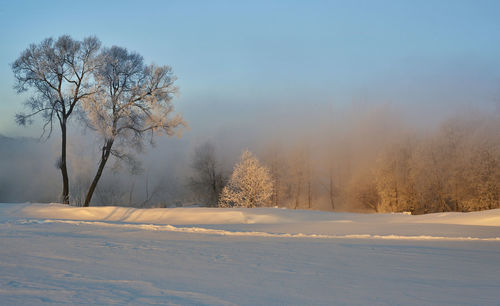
[257,115,500,214]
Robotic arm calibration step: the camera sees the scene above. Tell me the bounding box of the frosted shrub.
[218,150,273,208]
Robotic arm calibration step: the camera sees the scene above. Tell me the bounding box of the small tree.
[81,46,186,207]
[12,35,101,204]
[218,150,273,208]
[188,142,227,206]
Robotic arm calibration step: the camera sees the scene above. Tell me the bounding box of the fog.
[2,98,499,213]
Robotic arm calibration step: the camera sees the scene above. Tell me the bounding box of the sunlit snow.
[1,203,499,305]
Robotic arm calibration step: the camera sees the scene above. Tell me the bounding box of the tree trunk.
[60,121,70,204]
[84,140,113,207]
[211,173,218,207]
[307,180,312,209]
[329,171,335,210]
[294,178,301,209]
[395,185,399,211]
[274,174,280,207]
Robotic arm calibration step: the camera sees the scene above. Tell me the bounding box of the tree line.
[12,35,500,213]
[190,114,500,214]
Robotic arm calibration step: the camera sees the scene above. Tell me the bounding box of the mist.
[2,98,498,214]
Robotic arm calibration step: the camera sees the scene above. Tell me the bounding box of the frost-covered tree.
[12,35,101,204]
[218,150,273,208]
[81,46,186,207]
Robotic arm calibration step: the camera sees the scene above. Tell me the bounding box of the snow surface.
[1,203,500,305]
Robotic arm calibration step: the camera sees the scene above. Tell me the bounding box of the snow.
[1,203,500,305]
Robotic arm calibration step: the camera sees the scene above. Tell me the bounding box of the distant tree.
[375,140,416,213]
[325,160,338,210]
[12,35,101,204]
[304,151,314,209]
[348,174,380,212]
[288,148,306,209]
[464,120,500,211]
[410,123,466,213]
[266,148,283,207]
[469,147,500,210]
[320,143,351,211]
[81,46,186,207]
[261,142,288,207]
[188,142,227,206]
[218,150,273,208]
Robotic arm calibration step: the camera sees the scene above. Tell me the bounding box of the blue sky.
[1,0,500,136]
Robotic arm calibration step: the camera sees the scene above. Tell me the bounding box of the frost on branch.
[81,46,186,158]
[80,46,186,206]
[218,150,273,208]
[11,35,101,204]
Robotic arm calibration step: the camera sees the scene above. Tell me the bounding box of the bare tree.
[288,148,306,209]
[304,151,314,209]
[12,35,101,203]
[139,171,166,207]
[326,161,337,210]
[347,173,380,212]
[81,46,186,207]
[320,143,350,211]
[188,142,227,206]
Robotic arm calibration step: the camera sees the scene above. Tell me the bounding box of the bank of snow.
[18,203,500,240]
[20,203,500,225]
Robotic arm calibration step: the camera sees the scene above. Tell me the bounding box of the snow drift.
[15,203,500,240]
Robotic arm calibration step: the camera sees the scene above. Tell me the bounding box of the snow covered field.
[1,203,499,305]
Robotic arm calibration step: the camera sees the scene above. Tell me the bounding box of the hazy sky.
[1,0,500,137]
